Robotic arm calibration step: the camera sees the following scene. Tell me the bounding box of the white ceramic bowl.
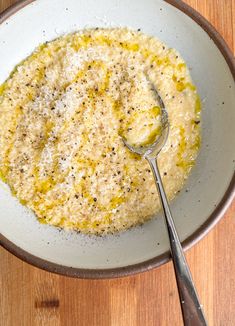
[0,0,234,278]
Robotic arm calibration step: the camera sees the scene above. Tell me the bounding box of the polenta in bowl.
[0,28,200,235]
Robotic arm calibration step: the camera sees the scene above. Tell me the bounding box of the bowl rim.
[0,0,234,279]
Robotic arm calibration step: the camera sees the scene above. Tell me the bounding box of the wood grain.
[0,1,234,325]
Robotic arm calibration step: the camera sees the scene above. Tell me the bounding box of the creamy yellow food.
[0,28,201,235]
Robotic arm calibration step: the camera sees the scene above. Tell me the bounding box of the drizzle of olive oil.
[0,29,201,233]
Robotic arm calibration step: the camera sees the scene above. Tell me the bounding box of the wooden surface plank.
[0,1,234,325]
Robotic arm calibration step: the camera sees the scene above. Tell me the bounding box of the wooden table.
[0,1,234,325]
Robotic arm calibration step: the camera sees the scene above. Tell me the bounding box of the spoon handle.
[147,157,207,326]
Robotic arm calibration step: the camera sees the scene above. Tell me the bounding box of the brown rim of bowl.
[0,0,234,279]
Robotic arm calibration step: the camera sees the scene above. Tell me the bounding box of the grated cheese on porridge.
[0,28,201,235]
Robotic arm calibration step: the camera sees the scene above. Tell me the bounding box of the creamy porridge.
[0,28,201,234]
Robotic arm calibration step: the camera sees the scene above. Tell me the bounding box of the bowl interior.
[0,0,234,272]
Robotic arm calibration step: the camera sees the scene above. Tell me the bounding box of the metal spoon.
[123,88,207,326]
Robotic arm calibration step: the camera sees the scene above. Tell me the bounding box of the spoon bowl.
[123,93,169,159]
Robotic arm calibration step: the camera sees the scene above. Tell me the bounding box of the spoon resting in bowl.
[123,84,207,326]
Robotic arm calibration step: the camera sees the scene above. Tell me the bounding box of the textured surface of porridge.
[0,28,201,234]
